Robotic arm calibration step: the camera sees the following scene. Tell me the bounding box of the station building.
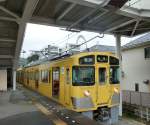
[122,33,150,93]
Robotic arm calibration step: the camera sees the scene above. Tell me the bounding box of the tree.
[27,54,39,63]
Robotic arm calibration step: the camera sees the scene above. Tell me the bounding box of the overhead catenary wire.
[54,32,79,46]
[61,34,104,55]
[29,32,79,59]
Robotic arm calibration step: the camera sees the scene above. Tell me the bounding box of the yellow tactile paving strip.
[35,102,67,125]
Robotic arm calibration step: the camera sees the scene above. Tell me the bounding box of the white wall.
[0,70,7,91]
[122,46,150,93]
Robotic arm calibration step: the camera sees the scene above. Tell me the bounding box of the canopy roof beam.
[131,19,141,36]
[0,16,18,22]
[0,55,13,59]
[57,3,76,21]
[66,0,111,30]
[105,18,137,32]
[0,38,16,43]
[0,6,20,19]
[13,0,39,69]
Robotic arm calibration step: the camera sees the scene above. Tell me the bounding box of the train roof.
[23,51,115,68]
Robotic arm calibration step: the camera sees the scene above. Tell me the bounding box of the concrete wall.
[0,70,7,91]
[122,45,150,93]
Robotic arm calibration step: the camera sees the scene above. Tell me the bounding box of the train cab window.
[109,56,119,65]
[110,66,120,84]
[97,55,108,63]
[66,68,70,84]
[41,70,48,83]
[99,68,106,84]
[79,55,95,65]
[72,66,95,86]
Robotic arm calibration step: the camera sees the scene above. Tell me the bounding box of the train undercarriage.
[82,106,119,124]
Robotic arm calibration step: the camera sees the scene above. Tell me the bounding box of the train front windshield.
[109,56,120,84]
[110,66,120,84]
[72,66,95,86]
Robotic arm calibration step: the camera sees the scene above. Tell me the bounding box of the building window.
[144,47,150,59]
[135,83,139,92]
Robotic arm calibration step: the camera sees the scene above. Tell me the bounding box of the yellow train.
[17,52,120,121]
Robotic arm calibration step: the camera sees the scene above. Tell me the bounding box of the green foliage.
[27,54,39,63]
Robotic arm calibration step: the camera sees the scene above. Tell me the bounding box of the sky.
[21,23,143,58]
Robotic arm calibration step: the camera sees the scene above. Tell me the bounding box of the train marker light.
[84,90,90,96]
[114,87,119,93]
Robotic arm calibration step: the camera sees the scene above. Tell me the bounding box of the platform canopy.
[0,0,149,68]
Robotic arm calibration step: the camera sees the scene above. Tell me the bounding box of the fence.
[122,90,150,108]
[122,90,150,121]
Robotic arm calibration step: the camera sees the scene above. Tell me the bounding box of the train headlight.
[114,87,119,93]
[84,90,90,97]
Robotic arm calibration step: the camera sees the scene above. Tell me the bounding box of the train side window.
[41,70,48,83]
[32,72,35,80]
[27,72,29,79]
[35,72,39,81]
[25,72,26,79]
[99,68,106,84]
[49,70,51,83]
[30,72,32,80]
[66,68,70,84]
[41,70,43,82]
[31,72,33,80]
[34,72,35,80]
[28,72,29,79]
[28,72,30,79]
[32,72,34,80]
[29,72,31,79]
[52,67,60,98]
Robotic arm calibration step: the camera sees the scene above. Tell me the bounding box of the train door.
[97,66,110,104]
[64,68,71,105]
[52,67,60,99]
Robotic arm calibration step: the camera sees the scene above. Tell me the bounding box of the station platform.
[0,84,100,125]
[0,84,145,125]
[0,88,54,125]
